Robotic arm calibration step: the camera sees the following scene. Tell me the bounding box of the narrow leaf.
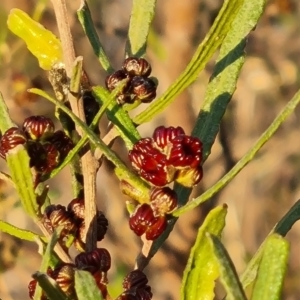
[209,234,247,300]
[180,204,227,300]
[34,228,63,300]
[0,220,45,242]
[126,0,157,57]
[77,0,113,73]
[7,8,63,70]
[133,0,244,125]
[75,270,104,300]
[32,272,67,300]
[6,145,39,218]
[0,93,15,132]
[173,88,300,217]
[193,0,267,160]
[251,234,289,300]
[241,199,300,289]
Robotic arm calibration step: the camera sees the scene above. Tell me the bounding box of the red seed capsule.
[168,135,202,168]
[45,130,73,159]
[122,57,152,77]
[22,115,55,140]
[0,127,27,159]
[129,204,167,240]
[152,126,185,150]
[75,248,111,273]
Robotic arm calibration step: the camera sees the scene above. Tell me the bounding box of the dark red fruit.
[152,126,185,150]
[129,139,172,186]
[122,57,152,77]
[45,130,73,159]
[122,270,149,290]
[130,76,156,103]
[83,90,100,128]
[128,126,204,188]
[27,141,48,171]
[43,143,60,172]
[22,115,55,140]
[168,135,202,168]
[0,127,27,159]
[96,211,109,241]
[150,187,178,216]
[129,204,167,240]
[75,248,111,273]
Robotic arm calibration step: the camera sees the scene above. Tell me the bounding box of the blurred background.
[0,0,300,299]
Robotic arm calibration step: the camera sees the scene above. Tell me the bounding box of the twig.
[50,0,98,251]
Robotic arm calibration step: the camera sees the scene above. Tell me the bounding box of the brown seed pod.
[122,57,152,77]
[105,70,131,93]
[122,270,149,291]
[67,198,85,219]
[150,187,178,216]
[0,127,27,159]
[22,115,55,140]
[55,264,76,297]
[44,204,78,237]
[130,76,156,103]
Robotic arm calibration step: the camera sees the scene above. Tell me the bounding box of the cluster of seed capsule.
[0,115,73,180]
[105,57,157,105]
[42,198,108,251]
[127,126,203,240]
[28,248,112,299]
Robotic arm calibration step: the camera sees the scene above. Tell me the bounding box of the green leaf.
[126,0,157,57]
[180,204,227,300]
[92,86,141,149]
[34,228,63,300]
[0,220,45,242]
[172,0,267,215]
[7,8,63,70]
[173,87,300,217]
[208,234,247,300]
[32,272,67,300]
[133,0,244,125]
[75,270,104,300]
[241,199,300,289]
[193,0,267,161]
[6,146,39,218]
[251,234,289,300]
[77,0,113,73]
[0,93,15,132]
